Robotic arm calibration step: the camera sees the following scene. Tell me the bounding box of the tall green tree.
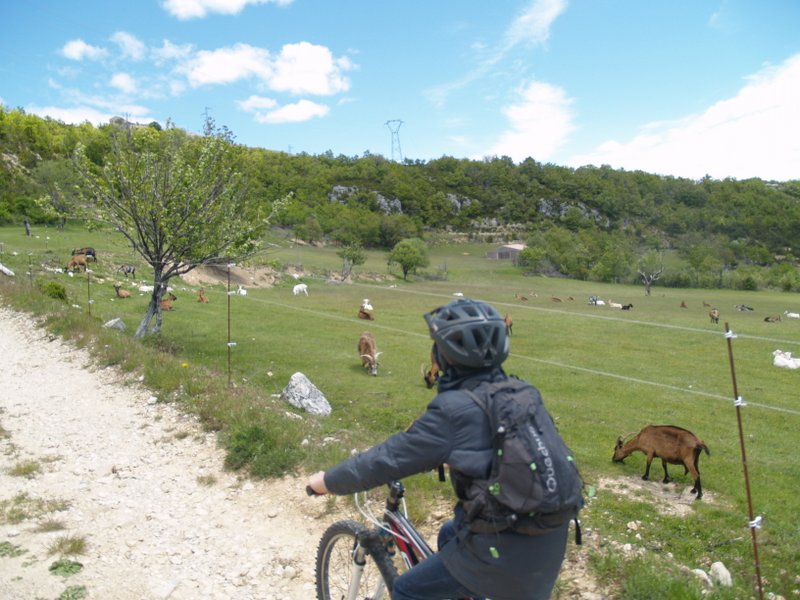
[388,237,429,280]
[76,119,283,337]
[31,159,83,228]
[337,242,366,280]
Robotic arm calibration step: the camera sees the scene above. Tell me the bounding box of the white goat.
[609,301,623,309]
[772,349,800,369]
[293,283,308,296]
[361,299,373,311]
[783,311,800,319]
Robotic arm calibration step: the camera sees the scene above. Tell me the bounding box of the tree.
[32,159,83,228]
[638,250,664,296]
[388,237,429,280]
[76,119,284,337]
[337,242,366,280]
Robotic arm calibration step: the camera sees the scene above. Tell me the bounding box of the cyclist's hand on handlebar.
[306,471,329,496]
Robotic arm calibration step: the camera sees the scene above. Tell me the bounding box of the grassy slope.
[1,224,799,598]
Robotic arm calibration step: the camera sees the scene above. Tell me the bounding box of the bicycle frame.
[351,480,476,600]
[313,479,478,600]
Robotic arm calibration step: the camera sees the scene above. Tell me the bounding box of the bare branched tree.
[638,250,665,296]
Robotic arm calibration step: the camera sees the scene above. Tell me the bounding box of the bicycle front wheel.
[316,520,398,600]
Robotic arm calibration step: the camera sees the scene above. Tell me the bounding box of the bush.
[223,420,305,478]
[39,281,67,301]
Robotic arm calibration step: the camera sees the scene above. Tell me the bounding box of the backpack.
[461,377,584,542]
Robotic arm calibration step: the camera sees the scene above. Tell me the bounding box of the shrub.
[40,281,67,301]
[223,420,304,478]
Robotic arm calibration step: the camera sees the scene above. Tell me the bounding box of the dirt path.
[0,306,332,600]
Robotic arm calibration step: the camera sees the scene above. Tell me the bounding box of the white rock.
[710,561,732,586]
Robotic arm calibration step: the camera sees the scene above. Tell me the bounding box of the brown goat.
[503,313,513,335]
[66,254,88,272]
[160,291,177,311]
[113,283,131,299]
[358,331,381,376]
[764,314,782,323]
[709,308,720,324]
[357,306,374,320]
[197,289,209,303]
[613,425,710,499]
[421,346,442,388]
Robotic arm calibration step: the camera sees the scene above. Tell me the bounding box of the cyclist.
[307,297,569,600]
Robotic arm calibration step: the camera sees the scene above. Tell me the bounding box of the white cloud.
[253,99,329,124]
[61,39,108,61]
[162,0,292,20]
[238,95,278,112]
[503,0,567,49]
[567,53,800,180]
[483,81,575,161]
[110,73,137,94]
[25,105,117,126]
[111,32,146,60]
[182,44,272,86]
[270,42,352,95]
[152,40,195,65]
[427,0,566,108]
[178,41,352,97]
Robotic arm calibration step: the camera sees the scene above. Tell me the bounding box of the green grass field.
[2,223,799,598]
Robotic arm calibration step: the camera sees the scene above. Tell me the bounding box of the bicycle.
[309,479,477,600]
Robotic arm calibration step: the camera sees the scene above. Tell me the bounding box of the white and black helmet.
[424,298,509,369]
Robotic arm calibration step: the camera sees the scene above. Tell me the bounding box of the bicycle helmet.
[424,298,509,370]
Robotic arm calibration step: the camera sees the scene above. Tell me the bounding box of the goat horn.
[620,431,638,443]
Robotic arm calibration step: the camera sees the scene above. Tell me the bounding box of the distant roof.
[498,243,527,251]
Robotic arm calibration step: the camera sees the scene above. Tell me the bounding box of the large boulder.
[281,372,331,416]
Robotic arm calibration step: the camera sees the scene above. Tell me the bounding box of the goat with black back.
[613,424,710,499]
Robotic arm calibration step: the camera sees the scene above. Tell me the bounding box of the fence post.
[724,322,764,600]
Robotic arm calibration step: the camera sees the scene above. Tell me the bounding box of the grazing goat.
[773,349,800,369]
[160,291,177,311]
[197,289,209,303]
[292,283,308,296]
[357,306,374,320]
[113,283,131,298]
[358,332,381,376]
[783,311,800,319]
[71,247,97,262]
[709,308,720,324]
[514,293,528,301]
[680,301,688,308]
[702,301,711,308]
[621,303,634,310]
[66,254,88,272]
[764,314,782,323]
[421,347,442,388]
[117,264,136,278]
[613,425,710,499]
[503,313,513,335]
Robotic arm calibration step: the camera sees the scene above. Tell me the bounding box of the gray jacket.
[324,368,568,600]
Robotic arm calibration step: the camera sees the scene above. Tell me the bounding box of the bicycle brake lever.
[306,485,321,496]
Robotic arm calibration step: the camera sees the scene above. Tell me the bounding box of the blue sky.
[2,0,799,181]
